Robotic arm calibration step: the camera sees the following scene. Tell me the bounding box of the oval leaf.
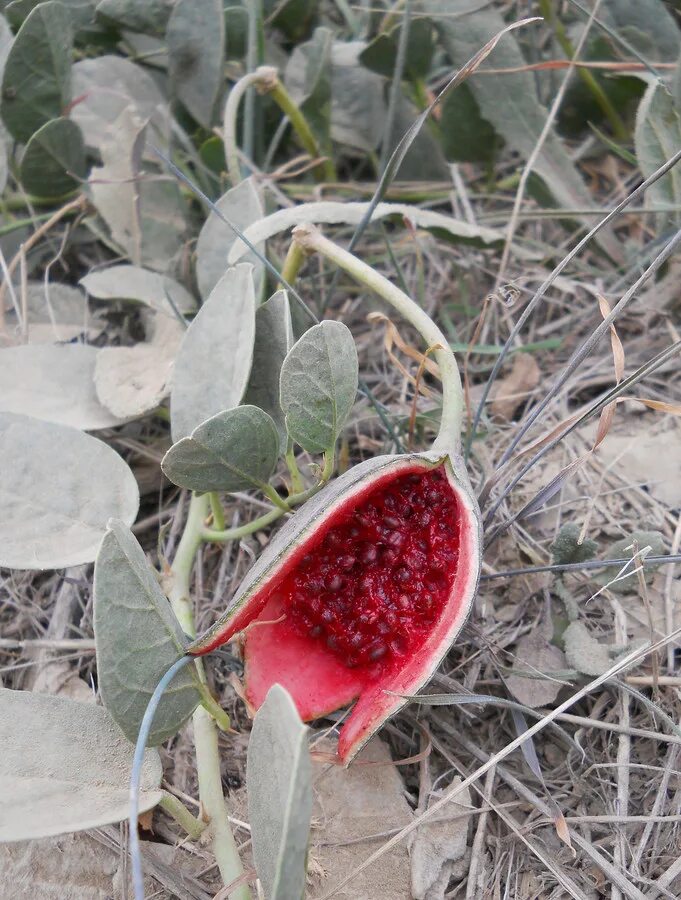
[162,405,280,493]
[93,519,201,745]
[19,117,86,197]
[280,320,358,453]
[171,263,256,441]
[80,263,195,315]
[243,290,295,452]
[247,684,312,900]
[0,344,128,430]
[0,413,139,569]
[167,0,224,128]
[195,177,264,300]
[0,687,162,842]
[1,1,73,144]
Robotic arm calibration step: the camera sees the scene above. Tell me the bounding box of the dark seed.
[369,643,387,661]
[338,553,356,570]
[395,565,411,583]
[327,574,343,592]
[383,515,401,529]
[309,625,323,638]
[359,543,378,564]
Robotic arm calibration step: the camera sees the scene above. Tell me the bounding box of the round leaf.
[1,1,73,144]
[247,685,312,900]
[0,344,129,430]
[170,263,256,441]
[280,320,358,453]
[19,117,86,197]
[162,405,280,493]
[167,0,224,129]
[0,412,139,569]
[93,519,201,745]
[0,687,162,842]
[80,263,195,315]
[195,178,264,300]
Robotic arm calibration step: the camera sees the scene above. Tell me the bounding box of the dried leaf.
[563,621,611,677]
[506,632,567,708]
[0,688,162,841]
[489,353,540,421]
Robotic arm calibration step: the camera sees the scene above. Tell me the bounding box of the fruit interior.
[243,462,464,728]
[283,465,459,667]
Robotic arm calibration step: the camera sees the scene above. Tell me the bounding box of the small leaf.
[0,688,162,842]
[506,632,567,708]
[562,621,611,677]
[0,344,128,429]
[162,405,280,493]
[71,54,170,150]
[247,684,312,900]
[167,0,224,128]
[195,177,264,301]
[0,1,73,144]
[329,40,386,153]
[80,263,195,316]
[634,82,681,225]
[19,117,86,197]
[602,0,680,63]
[551,523,598,566]
[280,320,358,453]
[359,17,435,81]
[243,290,295,452]
[171,263,256,441]
[0,412,139,569]
[93,519,201,745]
[95,0,173,34]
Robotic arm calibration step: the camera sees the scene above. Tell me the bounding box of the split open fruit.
[189,451,481,763]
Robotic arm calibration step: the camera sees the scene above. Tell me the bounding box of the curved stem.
[169,493,250,900]
[223,70,274,185]
[268,79,336,182]
[209,492,226,531]
[292,224,464,455]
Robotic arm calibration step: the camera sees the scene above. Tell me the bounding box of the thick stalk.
[268,79,337,182]
[169,493,250,900]
[223,70,269,185]
[292,224,464,454]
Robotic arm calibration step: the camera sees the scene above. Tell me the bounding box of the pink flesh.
[242,464,469,758]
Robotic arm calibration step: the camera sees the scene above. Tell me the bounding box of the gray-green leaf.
[0,344,128,429]
[247,685,312,900]
[19,117,86,197]
[195,177,264,301]
[551,523,598,566]
[80,264,196,316]
[1,1,73,144]
[162,405,280,493]
[0,688,162,842]
[95,0,173,34]
[167,0,224,128]
[93,519,201,745]
[171,263,256,441]
[280,320,358,453]
[243,290,295,452]
[0,412,139,569]
[285,26,333,159]
[634,82,681,225]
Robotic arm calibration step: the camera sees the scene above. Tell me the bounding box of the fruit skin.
[188,451,481,763]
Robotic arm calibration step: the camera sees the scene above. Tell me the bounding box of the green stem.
[201,481,330,544]
[285,444,305,494]
[279,238,306,288]
[159,791,207,841]
[209,492,226,531]
[268,79,337,182]
[261,483,290,511]
[169,493,250,900]
[539,0,628,141]
[292,225,464,455]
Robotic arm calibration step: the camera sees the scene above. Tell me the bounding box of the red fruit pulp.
[282,466,459,670]
[190,456,479,762]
